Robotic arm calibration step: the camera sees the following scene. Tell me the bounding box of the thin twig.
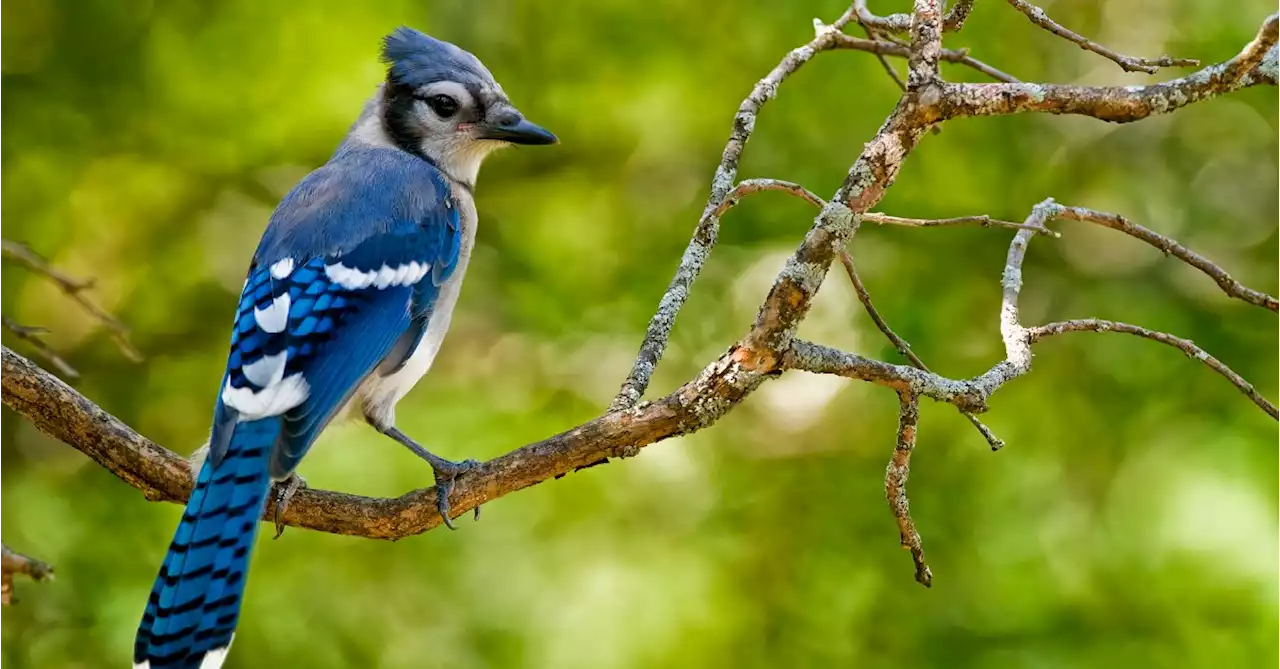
[2,543,55,606]
[953,54,1021,83]
[1028,319,1278,420]
[837,250,1006,449]
[1005,0,1199,73]
[2,316,79,379]
[1052,205,1278,312]
[887,391,932,587]
[715,179,1054,243]
[859,20,908,91]
[713,179,826,217]
[862,212,1058,236]
[1,239,142,362]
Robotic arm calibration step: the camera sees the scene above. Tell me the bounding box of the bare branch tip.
[887,391,932,587]
[2,543,55,606]
[1006,0,1205,74]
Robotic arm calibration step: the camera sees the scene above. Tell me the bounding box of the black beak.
[478,116,558,145]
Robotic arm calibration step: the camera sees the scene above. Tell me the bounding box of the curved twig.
[1052,205,1278,312]
[1006,0,1199,74]
[1028,320,1279,419]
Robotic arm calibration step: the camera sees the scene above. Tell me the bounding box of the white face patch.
[253,293,291,334]
[407,80,510,186]
[222,373,309,420]
[269,258,295,279]
[324,262,429,290]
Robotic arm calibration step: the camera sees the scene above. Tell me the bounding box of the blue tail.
[134,419,279,669]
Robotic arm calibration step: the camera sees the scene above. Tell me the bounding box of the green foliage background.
[2,1,1276,667]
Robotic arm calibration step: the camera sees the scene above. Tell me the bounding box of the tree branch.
[936,17,1278,123]
[965,198,1276,420]
[2,4,1274,592]
[2,543,55,606]
[609,8,863,412]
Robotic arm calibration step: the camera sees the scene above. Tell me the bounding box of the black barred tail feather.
[134,419,279,669]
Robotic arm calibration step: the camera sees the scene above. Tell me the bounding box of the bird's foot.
[269,473,307,539]
[427,456,481,530]
[382,427,480,530]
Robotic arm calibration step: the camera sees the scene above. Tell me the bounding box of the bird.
[133,27,556,669]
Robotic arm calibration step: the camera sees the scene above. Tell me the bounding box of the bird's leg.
[269,473,307,539]
[381,427,480,530]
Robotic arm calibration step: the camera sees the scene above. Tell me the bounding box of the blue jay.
[133,27,555,669]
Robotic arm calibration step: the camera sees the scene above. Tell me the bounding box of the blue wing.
[209,148,463,478]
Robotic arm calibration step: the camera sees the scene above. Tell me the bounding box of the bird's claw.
[270,473,307,539]
[380,427,482,531]
[431,458,480,530]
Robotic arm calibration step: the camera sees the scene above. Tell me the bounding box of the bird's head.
[377,27,556,186]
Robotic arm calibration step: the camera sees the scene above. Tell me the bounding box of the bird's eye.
[424,94,459,118]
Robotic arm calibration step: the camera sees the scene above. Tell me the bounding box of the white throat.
[433,140,505,189]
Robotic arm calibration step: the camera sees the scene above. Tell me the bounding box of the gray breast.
[355,185,478,430]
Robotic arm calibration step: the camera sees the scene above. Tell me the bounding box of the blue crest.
[381,26,493,88]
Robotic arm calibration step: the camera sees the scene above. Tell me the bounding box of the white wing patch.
[325,263,375,289]
[269,258,295,279]
[324,262,429,290]
[241,350,287,388]
[222,373,309,420]
[253,293,290,333]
